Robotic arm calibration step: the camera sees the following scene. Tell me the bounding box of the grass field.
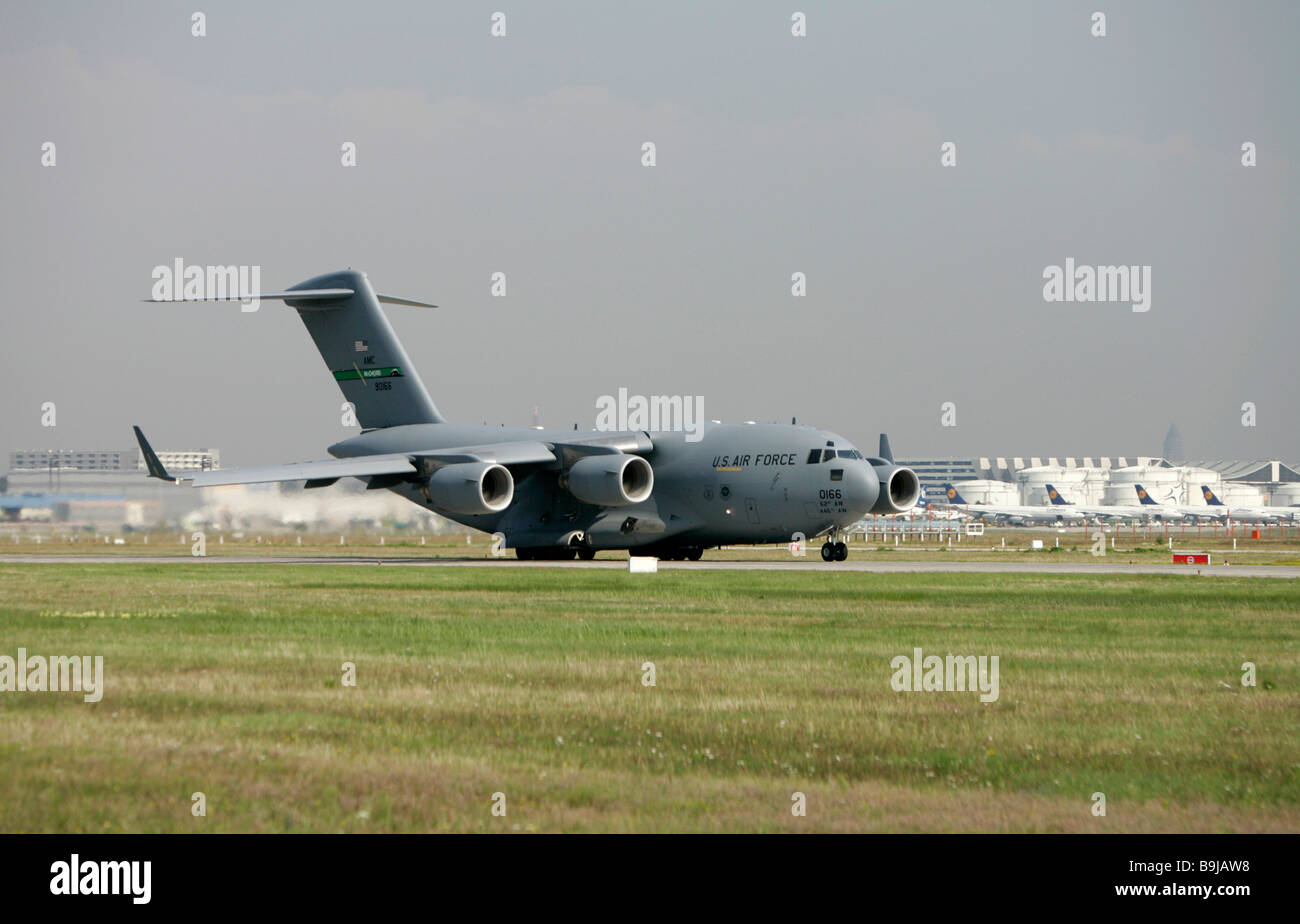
[1,563,1297,832]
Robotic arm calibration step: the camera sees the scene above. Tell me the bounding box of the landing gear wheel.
[685,548,703,561]
[821,542,835,562]
[577,548,596,561]
[833,541,848,562]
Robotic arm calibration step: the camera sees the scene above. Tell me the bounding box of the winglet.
[879,433,894,463]
[133,426,176,482]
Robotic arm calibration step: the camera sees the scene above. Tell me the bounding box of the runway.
[1,555,1297,577]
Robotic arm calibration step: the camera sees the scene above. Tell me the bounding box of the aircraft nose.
[841,461,880,518]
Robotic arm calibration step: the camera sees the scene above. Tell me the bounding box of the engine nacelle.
[565,454,654,507]
[869,464,921,515]
[425,462,514,515]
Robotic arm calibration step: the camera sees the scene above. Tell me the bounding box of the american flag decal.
[354,340,368,352]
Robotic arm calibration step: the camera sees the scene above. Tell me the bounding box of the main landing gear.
[820,530,849,562]
[633,546,704,561]
[516,546,703,561]
[661,548,704,562]
[515,547,577,561]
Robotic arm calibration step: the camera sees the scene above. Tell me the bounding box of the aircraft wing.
[135,426,570,488]
[185,443,564,487]
[406,440,562,467]
[188,454,418,487]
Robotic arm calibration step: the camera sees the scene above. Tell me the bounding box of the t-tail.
[1134,484,1159,505]
[1045,483,1071,505]
[1201,485,1226,506]
[147,269,443,429]
[943,482,969,505]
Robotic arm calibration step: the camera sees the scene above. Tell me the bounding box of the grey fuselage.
[329,422,881,550]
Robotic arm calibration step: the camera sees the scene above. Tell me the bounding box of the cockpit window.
[810,446,860,463]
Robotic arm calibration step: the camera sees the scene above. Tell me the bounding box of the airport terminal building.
[1,446,447,533]
[3,447,219,524]
[902,455,1300,508]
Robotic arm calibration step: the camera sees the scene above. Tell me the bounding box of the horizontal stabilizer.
[147,290,436,308]
[376,293,438,308]
[145,288,355,303]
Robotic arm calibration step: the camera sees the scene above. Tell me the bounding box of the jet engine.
[425,462,514,515]
[564,454,654,507]
[868,464,921,515]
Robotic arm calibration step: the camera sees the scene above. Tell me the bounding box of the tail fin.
[148,269,443,429]
[1201,485,1225,506]
[289,271,443,428]
[1134,484,1158,505]
[943,482,969,505]
[879,433,894,463]
[1045,484,1070,505]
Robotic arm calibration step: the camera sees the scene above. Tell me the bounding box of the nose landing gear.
[820,530,849,562]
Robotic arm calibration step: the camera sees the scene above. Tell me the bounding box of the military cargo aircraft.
[135,270,919,562]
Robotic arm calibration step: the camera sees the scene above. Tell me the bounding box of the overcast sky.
[2,1,1296,468]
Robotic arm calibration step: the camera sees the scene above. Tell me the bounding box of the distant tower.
[1162,423,1185,463]
[532,405,541,428]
